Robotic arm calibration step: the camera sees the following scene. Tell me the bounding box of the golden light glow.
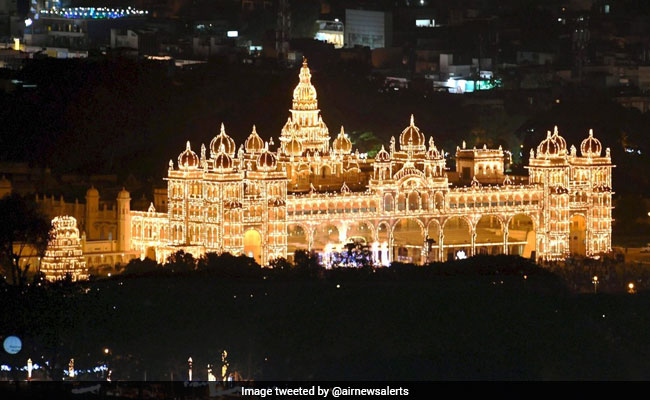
[41,216,89,281]
[35,60,613,268]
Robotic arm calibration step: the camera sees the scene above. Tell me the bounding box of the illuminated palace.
[24,60,613,277]
[128,60,613,266]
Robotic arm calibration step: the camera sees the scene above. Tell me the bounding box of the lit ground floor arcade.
[286,213,538,266]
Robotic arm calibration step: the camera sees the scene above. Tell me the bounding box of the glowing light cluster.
[125,60,614,266]
[40,7,148,19]
[34,59,613,268]
[41,216,89,281]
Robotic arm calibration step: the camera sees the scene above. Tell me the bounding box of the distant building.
[24,7,149,49]
[110,28,159,55]
[345,9,392,50]
[314,19,343,49]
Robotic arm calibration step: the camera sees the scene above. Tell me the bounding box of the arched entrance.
[145,246,156,261]
[570,214,587,256]
[376,222,390,266]
[442,217,472,261]
[475,215,504,255]
[426,220,441,262]
[392,218,424,264]
[243,229,262,264]
[347,221,373,245]
[507,214,536,258]
[287,224,309,263]
[313,223,340,266]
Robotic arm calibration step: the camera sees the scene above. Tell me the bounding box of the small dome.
[257,143,277,172]
[86,186,99,197]
[332,126,352,154]
[580,129,602,157]
[214,145,233,172]
[178,141,200,169]
[245,125,264,154]
[426,137,441,159]
[117,187,130,199]
[375,145,390,163]
[536,130,563,158]
[285,134,303,157]
[399,114,425,151]
[210,123,236,158]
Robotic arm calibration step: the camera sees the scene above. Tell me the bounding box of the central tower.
[280,59,331,155]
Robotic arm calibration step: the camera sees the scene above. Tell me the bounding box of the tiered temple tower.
[41,216,89,281]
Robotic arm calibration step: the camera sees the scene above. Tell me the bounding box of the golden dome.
[580,129,602,157]
[537,131,560,158]
[214,144,233,172]
[285,134,303,157]
[210,123,236,158]
[257,143,277,172]
[86,185,99,197]
[536,127,567,159]
[426,137,441,159]
[245,125,264,154]
[178,141,199,170]
[117,187,130,199]
[375,145,390,162]
[332,126,352,154]
[292,58,318,111]
[399,114,425,152]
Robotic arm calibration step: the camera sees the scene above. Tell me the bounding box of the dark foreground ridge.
[1,254,649,381]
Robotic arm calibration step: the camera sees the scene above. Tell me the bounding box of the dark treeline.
[1,253,650,381]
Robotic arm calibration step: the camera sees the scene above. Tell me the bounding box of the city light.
[40,6,149,19]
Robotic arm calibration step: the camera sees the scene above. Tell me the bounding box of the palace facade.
[129,60,613,266]
[13,59,613,278]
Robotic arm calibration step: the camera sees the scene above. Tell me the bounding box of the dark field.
[2,257,649,381]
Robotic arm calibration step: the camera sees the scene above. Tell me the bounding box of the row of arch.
[287,214,537,265]
[288,198,379,216]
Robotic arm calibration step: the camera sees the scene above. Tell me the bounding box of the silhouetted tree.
[269,257,292,271]
[197,252,260,278]
[0,194,50,286]
[293,250,322,278]
[165,250,196,273]
[123,257,160,275]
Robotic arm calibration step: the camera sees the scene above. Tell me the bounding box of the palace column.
[307,225,315,252]
[470,229,476,256]
[421,235,428,265]
[503,226,509,255]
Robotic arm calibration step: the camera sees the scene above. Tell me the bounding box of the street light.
[628,282,635,294]
[102,348,110,380]
[592,275,599,293]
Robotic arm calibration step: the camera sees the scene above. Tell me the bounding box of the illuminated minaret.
[280,58,330,154]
